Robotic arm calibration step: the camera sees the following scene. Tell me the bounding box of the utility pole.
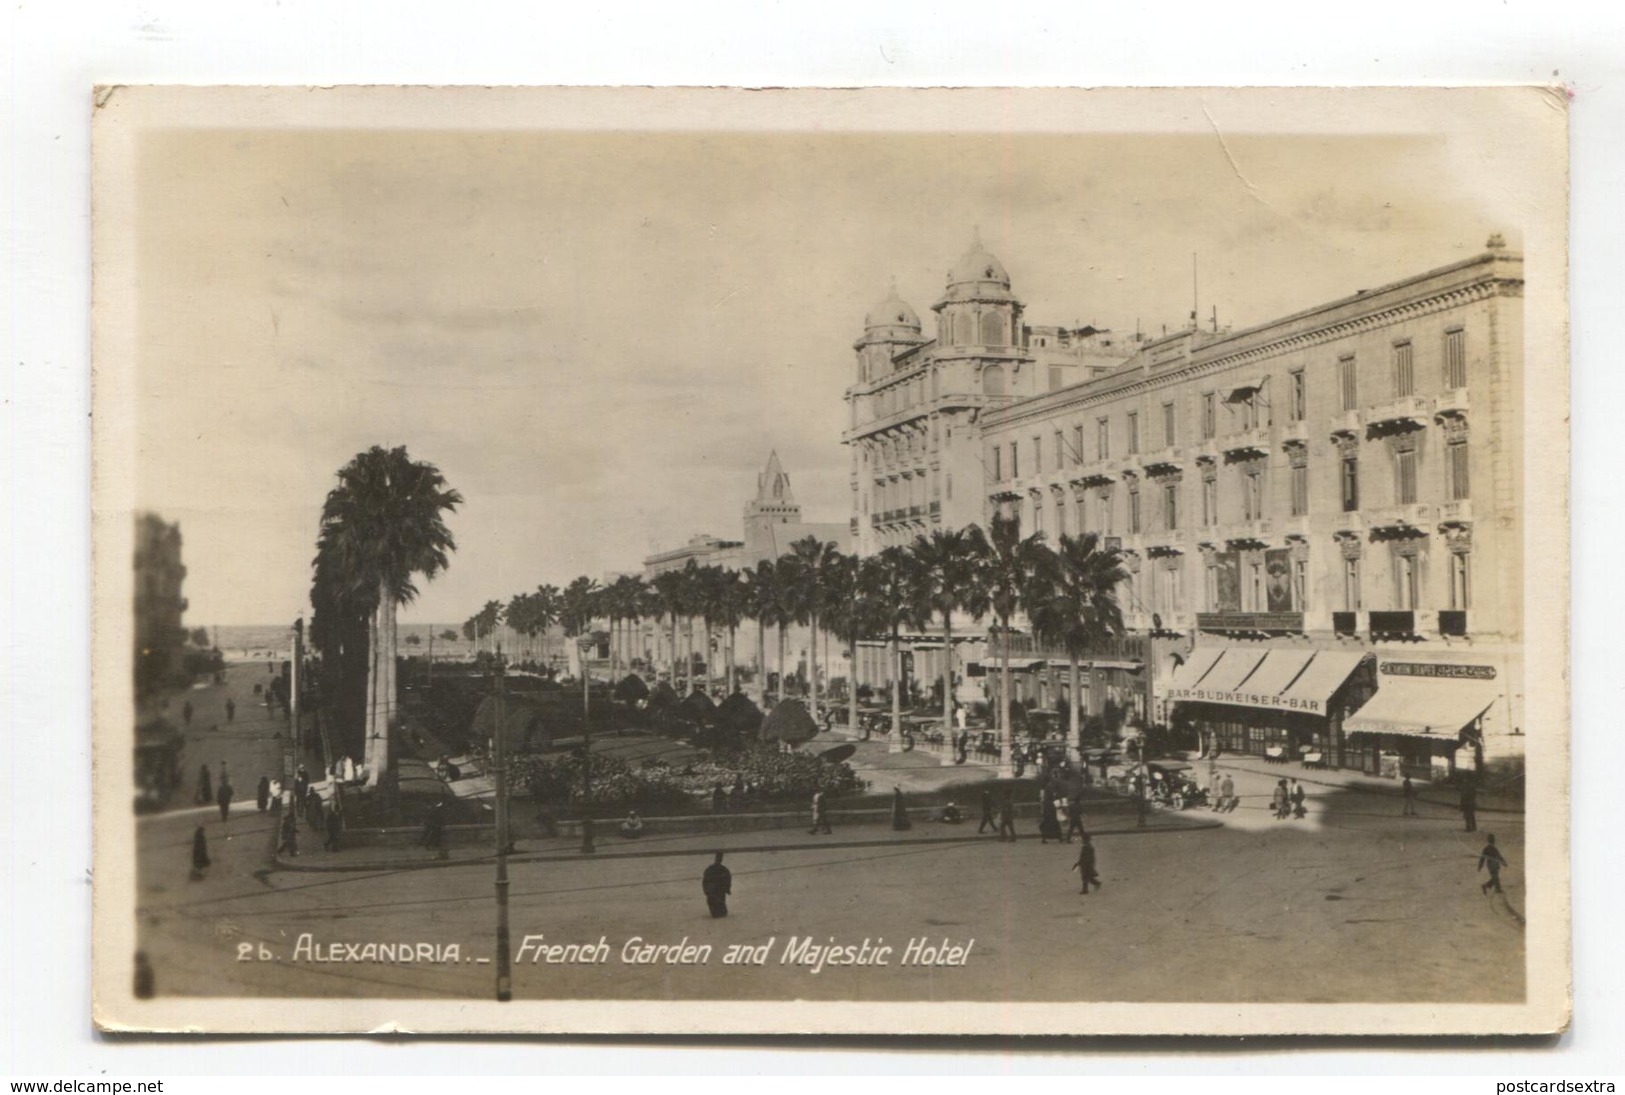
[290,619,304,777]
[580,636,595,854]
[492,653,512,1002]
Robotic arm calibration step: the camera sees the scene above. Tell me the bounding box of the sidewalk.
[272,802,1219,873]
[1207,754,1522,814]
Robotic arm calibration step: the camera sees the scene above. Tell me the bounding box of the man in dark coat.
[215,778,233,822]
[1065,796,1087,843]
[196,764,212,805]
[1402,774,1418,816]
[702,852,732,918]
[1071,833,1101,894]
[978,789,996,834]
[1460,781,1478,832]
[306,788,325,833]
[255,774,271,812]
[324,803,343,852]
[890,786,912,831]
[190,826,210,879]
[1478,834,1509,894]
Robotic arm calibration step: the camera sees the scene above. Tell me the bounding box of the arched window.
[983,364,1006,397]
[979,310,1005,346]
[954,311,974,346]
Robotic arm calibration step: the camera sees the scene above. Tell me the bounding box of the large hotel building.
[844,234,1525,781]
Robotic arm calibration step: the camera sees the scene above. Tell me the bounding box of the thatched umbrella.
[717,691,764,736]
[761,698,818,747]
[614,673,650,704]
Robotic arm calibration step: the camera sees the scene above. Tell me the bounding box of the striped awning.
[1345,676,1499,739]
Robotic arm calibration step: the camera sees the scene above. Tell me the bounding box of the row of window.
[987,328,1470,478]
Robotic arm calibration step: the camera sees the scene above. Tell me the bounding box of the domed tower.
[932,229,1022,352]
[853,279,926,383]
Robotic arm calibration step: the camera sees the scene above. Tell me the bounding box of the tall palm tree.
[649,570,686,692]
[770,555,803,705]
[707,567,746,695]
[679,560,706,694]
[1028,532,1129,748]
[911,526,990,751]
[316,445,461,786]
[531,584,562,669]
[786,536,839,723]
[741,561,777,704]
[871,545,929,743]
[983,514,1053,776]
[822,551,883,735]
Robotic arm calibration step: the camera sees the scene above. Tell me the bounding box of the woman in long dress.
[189,826,210,880]
[890,786,912,831]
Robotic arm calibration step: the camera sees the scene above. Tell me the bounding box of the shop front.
[1162,646,1374,765]
[1341,658,1502,781]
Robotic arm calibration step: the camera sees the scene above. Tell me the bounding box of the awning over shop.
[1196,648,1269,694]
[1165,647,1357,716]
[1161,646,1225,695]
[1344,676,1500,739]
[1088,659,1143,671]
[1277,650,1370,715]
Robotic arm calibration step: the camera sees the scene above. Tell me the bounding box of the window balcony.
[1281,419,1310,445]
[1331,610,1365,637]
[1366,503,1436,540]
[1364,395,1431,437]
[1368,609,1419,640]
[1141,445,1185,477]
[1222,518,1273,550]
[1221,428,1271,463]
[1438,610,1468,637]
[928,500,941,516]
[1196,611,1306,636]
[1438,499,1472,527]
[1329,408,1364,440]
[1146,534,1187,558]
[1434,388,1470,420]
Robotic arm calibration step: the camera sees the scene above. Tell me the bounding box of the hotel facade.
[843,236,1525,780]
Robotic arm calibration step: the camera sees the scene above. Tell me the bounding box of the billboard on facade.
[1265,548,1294,613]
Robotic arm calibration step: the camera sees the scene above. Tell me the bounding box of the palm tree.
[532,583,562,668]
[1028,532,1129,749]
[822,551,884,735]
[707,567,746,695]
[741,561,778,704]
[910,526,990,752]
[870,545,929,743]
[983,514,1053,776]
[315,445,461,787]
[649,570,686,691]
[786,536,839,723]
[770,556,802,705]
[679,560,706,693]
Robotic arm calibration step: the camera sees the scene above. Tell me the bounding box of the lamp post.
[491,652,513,1001]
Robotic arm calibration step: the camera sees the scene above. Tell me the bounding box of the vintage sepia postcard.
[91,85,1570,1036]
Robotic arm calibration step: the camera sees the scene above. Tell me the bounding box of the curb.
[269,816,1222,874]
[1211,761,1523,816]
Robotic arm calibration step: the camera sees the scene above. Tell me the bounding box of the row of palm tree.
[457,516,1127,775]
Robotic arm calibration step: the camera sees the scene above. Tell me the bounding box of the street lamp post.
[490,654,513,1001]
[579,637,595,854]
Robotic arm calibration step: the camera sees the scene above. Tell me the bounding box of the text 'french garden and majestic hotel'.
[844,234,1524,781]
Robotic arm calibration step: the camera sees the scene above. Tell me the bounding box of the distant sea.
[211,624,481,662]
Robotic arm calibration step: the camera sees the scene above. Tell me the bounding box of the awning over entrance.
[1161,647,1225,694]
[1197,648,1268,694]
[1165,647,1362,716]
[1277,650,1370,714]
[1344,676,1499,739]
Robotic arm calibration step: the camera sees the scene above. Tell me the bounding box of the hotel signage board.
[1380,661,1496,681]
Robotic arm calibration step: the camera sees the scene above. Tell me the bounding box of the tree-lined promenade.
[305,444,1127,784]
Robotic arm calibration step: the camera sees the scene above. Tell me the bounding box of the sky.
[131,124,1517,626]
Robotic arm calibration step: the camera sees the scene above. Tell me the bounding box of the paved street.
[133,672,1525,1005]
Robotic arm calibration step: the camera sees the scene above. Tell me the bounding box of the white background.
[4,0,1622,1077]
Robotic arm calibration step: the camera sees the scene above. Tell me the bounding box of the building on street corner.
[844,234,1524,782]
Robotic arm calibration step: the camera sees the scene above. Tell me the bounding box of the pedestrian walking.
[276,810,299,857]
[1038,789,1062,844]
[1219,775,1236,813]
[1064,796,1087,842]
[1290,779,1307,820]
[182,700,194,728]
[215,778,233,822]
[702,852,732,918]
[1133,773,1148,829]
[306,787,325,833]
[255,774,271,812]
[293,768,309,819]
[808,790,832,835]
[225,697,235,723]
[1478,833,1509,894]
[1071,833,1101,894]
[997,790,1017,842]
[890,786,912,831]
[1272,779,1291,820]
[324,804,343,852]
[1208,769,1224,811]
[421,800,447,854]
[1402,774,1418,816]
[195,763,212,805]
[1460,781,1479,833]
[189,825,210,880]
[978,789,997,834]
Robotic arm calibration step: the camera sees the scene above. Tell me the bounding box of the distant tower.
[743,450,801,558]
